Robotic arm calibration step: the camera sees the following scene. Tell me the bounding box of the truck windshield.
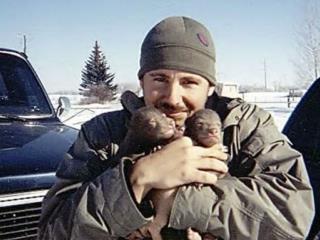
[0,53,52,116]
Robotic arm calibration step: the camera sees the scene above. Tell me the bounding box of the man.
[38,16,314,240]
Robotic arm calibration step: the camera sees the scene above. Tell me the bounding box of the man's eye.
[154,77,166,82]
[182,79,199,86]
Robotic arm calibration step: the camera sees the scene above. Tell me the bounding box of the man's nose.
[163,82,183,105]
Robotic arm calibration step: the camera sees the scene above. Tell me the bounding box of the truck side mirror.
[56,96,71,118]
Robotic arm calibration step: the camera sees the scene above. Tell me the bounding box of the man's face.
[140,69,214,127]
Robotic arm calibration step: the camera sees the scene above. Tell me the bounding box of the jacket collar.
[206,92,243,129]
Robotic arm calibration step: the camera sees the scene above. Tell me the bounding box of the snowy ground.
[49,92,301,131]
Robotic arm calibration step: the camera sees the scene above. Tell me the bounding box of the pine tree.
[79,41,118,103]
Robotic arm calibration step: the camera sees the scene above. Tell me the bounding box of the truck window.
[0,54,52,115]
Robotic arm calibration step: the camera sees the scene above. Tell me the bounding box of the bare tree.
[294,0,320,88]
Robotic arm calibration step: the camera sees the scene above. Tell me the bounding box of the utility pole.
[314,53,318,80]
[263,59,267,89]
[23,35,27,54]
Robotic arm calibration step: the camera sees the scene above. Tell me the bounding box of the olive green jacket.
[38,93,314,240]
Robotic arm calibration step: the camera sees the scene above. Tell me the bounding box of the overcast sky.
[0,0,309,92]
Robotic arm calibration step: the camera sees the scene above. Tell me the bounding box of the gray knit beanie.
[138,16,216,85]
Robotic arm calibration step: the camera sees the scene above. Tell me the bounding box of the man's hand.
[130,137,228,203]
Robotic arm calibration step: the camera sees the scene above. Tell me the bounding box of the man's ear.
[208,86,215,96]
[139,79,144,89]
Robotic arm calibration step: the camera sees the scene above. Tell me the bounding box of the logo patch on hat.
[197,33,209,47]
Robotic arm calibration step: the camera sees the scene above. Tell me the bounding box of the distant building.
[215,82,239,98]
[288,88,305,98]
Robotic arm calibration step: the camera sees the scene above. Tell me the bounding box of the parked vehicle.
[283,77,320,240]
[0,48,78,239]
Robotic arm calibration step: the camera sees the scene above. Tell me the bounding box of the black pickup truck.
[0,49,78,240]
[283,78,320,240]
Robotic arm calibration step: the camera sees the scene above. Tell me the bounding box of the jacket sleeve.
[168,104,315,240]
[38,116,152,240]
